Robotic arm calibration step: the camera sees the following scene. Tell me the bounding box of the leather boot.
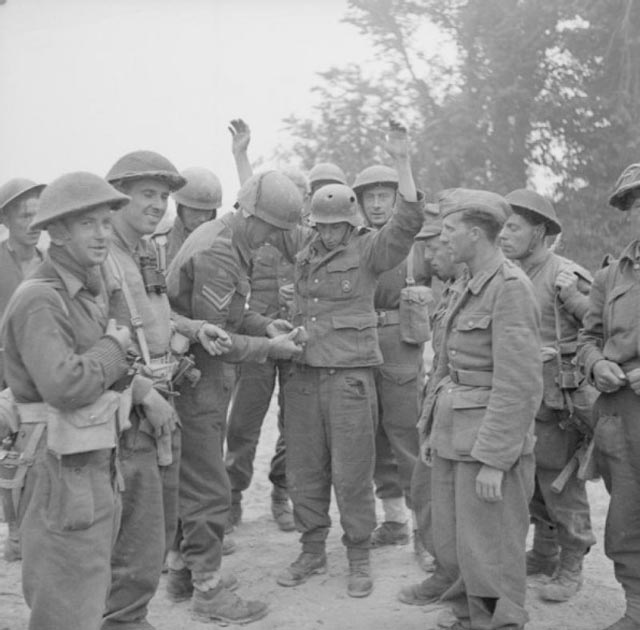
[192,583,267,625]
[347,548,373,598]
[370,521,410,547]
[271,485,296,532]
[277,551,327,587]
[222,535,236,556]
[538,547,584,601]
[526,521,559,576]
[166,566,238,602]
[398,570,450,606]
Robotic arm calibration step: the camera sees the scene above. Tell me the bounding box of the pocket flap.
[332,313,377,330]
[327,256,359,273]
[456,314,491,331]
[451,388,490,410]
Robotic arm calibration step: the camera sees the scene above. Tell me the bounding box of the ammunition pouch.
[398,286,433,345]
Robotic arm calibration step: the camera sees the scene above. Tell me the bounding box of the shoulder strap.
[105,253,152,366]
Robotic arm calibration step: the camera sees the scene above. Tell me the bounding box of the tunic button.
[311,316,317,322]
[468,321,474,327]
[451,349,456,355]
[314,278,319,283]
[313,298,318,303]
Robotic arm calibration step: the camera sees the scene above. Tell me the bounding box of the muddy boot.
[398,570,450,606]
[603,617,640,630]
[271,486,296,532]
[347,548,373,598]
[192,583,267,625]
[413,532,435,573]
[370,521,410,547]
[277,551,327,587]
[3,519,21,562]
[167,566,238,602]
[225,493,242,534]
[527,521,559,576]
[539,547,584,602]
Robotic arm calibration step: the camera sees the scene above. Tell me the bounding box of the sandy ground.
[0,394,626,630]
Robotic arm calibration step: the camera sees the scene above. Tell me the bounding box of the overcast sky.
[0,0,373,209]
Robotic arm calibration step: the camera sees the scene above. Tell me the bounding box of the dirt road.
[0,399,625,629]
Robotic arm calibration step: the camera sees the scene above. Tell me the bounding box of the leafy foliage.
[278,0,640,269]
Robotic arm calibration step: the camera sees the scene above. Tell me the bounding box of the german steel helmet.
[31,172,130,229]
[173,167,222,211]
[0,178,46,214]
[309,162,347,187]
[309,184,360,227]
[352,165,399,194]
[609,163,640,211]
[106,150,186,192]
[236,170,302,230]
[505,189,562,235]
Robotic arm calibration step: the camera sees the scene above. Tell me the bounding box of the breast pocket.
[326,256,360,300]
[605,282,635,339]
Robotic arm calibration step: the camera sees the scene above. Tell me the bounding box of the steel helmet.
[31,172,130,229]
[309,162,347,187]
[609,163,640,211]
[236,170,302,230]
[106,150,186,192]
[280,166,310,197]
[505,189,562,235]
[173,167,222,211]
[0,178,46,214]
[309,184,360,227]
[352,165,399,195]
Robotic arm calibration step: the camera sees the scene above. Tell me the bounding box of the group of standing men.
[1,118,640,630]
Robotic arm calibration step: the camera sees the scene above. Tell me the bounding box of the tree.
[278,0,640,268]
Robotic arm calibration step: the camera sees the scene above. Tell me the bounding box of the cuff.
[90,336,128,387]
[173,313,205,342]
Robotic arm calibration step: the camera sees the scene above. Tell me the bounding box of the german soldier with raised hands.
[276,121,425,598]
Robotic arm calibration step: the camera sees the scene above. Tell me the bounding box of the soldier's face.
[316,221,351,250]
[499,213,536,260]
[179,206,216,234]
[424,237,456,281]
[60,206,113,267]
[245,216,281,249]
[3,194,41,247]
[361,185,396,227]
[120,178,170,237]
[441,214,474,264]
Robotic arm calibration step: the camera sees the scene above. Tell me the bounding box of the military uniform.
[425,250,542,629]
[523,251,596,564]
[3,249,129,630]
[166,211,277,584]
[102,225,186,630]
[225,242,293,504]
[578,241,640,626]
[372,246,429,534]
[284,193,423,558]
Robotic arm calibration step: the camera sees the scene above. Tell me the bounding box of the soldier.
[276,122,425,598]
[308,162,348,195]
[2,172,132,630]
[224,119,305,533]
[103,151,229,630]
[165,170,305,625]
[0,177,45,561]
[163,166,222,265]
[351,163,432,549]
[500,189,596,602]
[578,163,640,630]
[422,189,542,630]
[399,219,464,607]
